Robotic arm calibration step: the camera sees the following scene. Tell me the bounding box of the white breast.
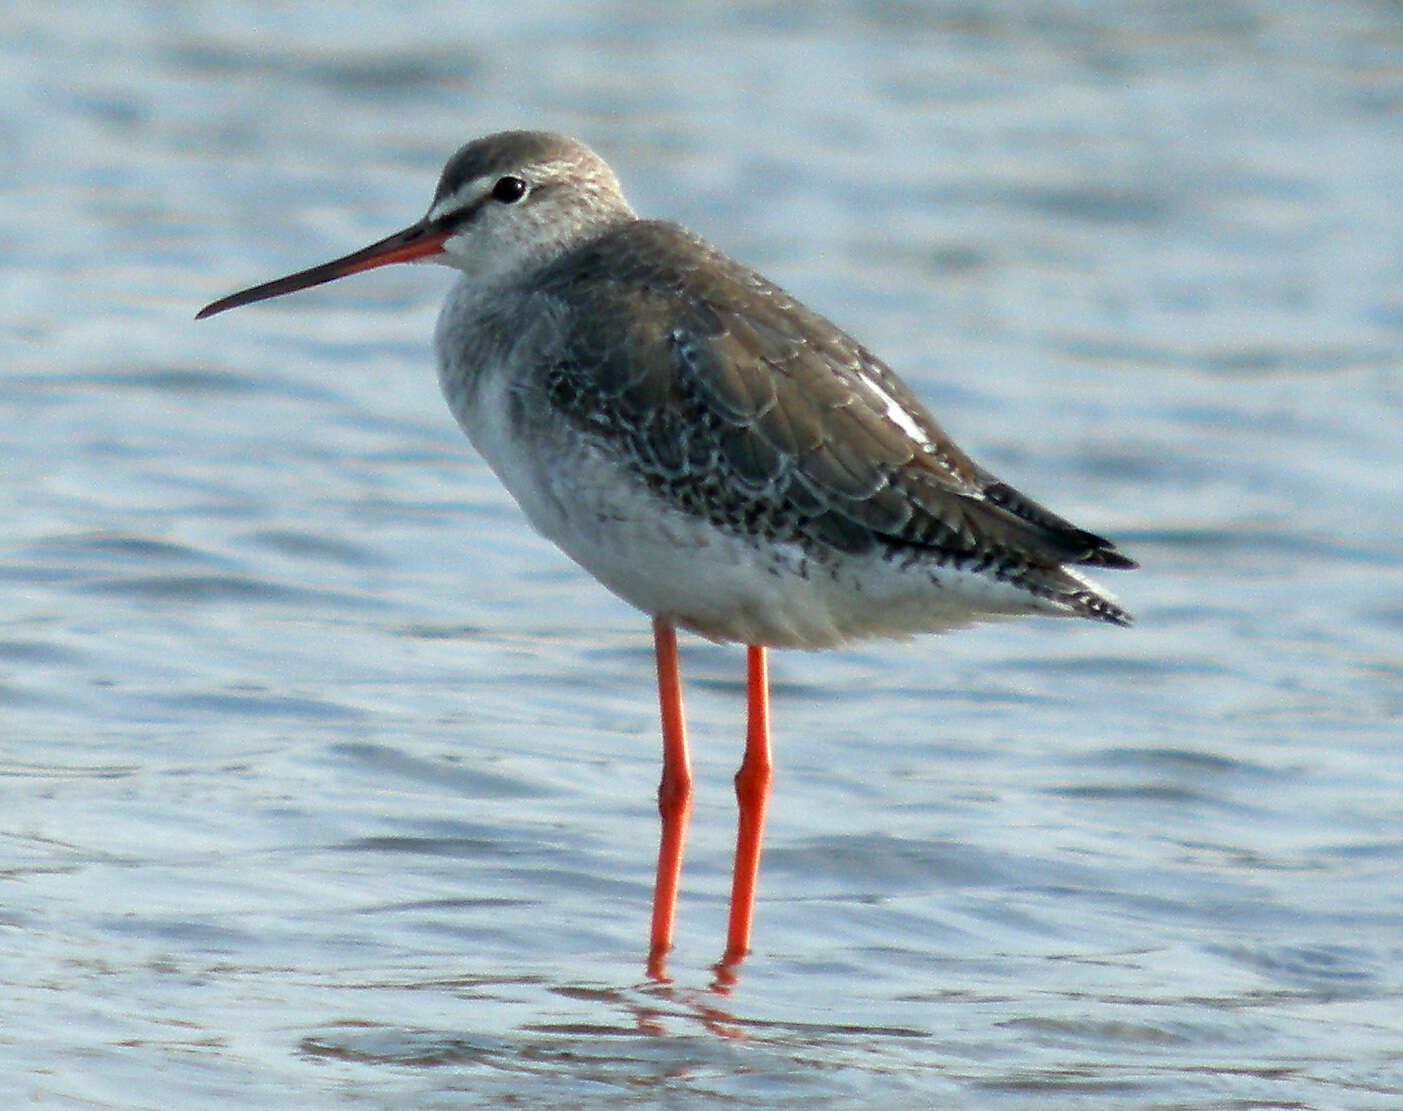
[433,278,1097,648]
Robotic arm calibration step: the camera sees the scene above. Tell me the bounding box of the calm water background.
[4,2,1402,1107]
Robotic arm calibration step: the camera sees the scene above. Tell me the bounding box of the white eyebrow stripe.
[428,178,491,222]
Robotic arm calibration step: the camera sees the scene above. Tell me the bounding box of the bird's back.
[440,219,1135,644]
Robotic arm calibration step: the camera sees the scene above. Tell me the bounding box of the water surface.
[3,2,1402,1108]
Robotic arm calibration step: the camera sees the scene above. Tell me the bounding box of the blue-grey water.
[4,3,1402,1107]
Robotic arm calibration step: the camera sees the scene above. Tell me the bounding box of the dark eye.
[491,176,528,203]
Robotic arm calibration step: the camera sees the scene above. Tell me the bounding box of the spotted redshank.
[197,130,1136,980]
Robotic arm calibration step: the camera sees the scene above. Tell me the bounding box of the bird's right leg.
[714,644,772,987]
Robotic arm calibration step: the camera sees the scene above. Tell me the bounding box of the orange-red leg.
[647,618,692,980]
[721,644,773,968]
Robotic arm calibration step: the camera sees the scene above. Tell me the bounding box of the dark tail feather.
[1075,540,1137,571]
[980,479,1137,570]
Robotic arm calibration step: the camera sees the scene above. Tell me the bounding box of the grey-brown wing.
[539,221,1135,575]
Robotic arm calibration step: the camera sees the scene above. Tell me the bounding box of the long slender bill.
[196,220,448,319]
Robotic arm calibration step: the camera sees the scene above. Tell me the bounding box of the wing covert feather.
[537,221,1134,573]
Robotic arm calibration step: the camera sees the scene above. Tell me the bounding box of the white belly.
[435,282,1097,648]
[450,365,1071,648]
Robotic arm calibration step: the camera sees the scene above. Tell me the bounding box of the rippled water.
[4,2,1403,1107]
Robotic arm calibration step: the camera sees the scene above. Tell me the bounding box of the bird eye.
[491,176,528,203]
